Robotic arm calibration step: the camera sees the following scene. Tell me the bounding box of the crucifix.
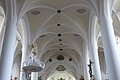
[88,60,93,78]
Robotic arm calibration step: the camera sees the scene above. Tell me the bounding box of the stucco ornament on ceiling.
[56,65,66,71]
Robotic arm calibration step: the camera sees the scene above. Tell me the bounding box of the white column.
[83,43,90,80]
[90,41,102,80]
[19,45,29,80]
[99,0,120,80]
[19,31,29,80]
[100,15,120,79]
[31,72,38,80]
[0,16,17,80]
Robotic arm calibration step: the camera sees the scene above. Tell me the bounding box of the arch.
[61,3,94,11]
[33,23,85,42]
[89,14,97,44]
[19,17,30,45]
[61,12,86,39]
[45,62,78,80]
[40,48,82,77]
[18,16,31,58]
[110,0,117,12]
[46,71,76,80]
[33,12,86,42]
[0,6,5,57]
[0,6,5,35]
[20,3,92,42]
[38,35,83,60]
[19,5,56,19]
[94,16,108,79]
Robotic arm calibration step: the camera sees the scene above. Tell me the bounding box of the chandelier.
[22,43,45,72]
[22,43,45,80]
[22,57,45,72]
[22,57,45,80]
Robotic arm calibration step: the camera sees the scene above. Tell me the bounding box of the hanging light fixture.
[22,57,45,72]
[22,43,45,80]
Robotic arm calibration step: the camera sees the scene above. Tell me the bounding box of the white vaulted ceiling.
[19,0,93,79]
[1,0,119,79]
[19,0,95,59]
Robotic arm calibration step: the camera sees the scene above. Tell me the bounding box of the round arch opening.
[47,71,76,80]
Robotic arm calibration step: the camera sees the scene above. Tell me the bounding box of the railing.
[22,58,45,72]
[23,59,45,68]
